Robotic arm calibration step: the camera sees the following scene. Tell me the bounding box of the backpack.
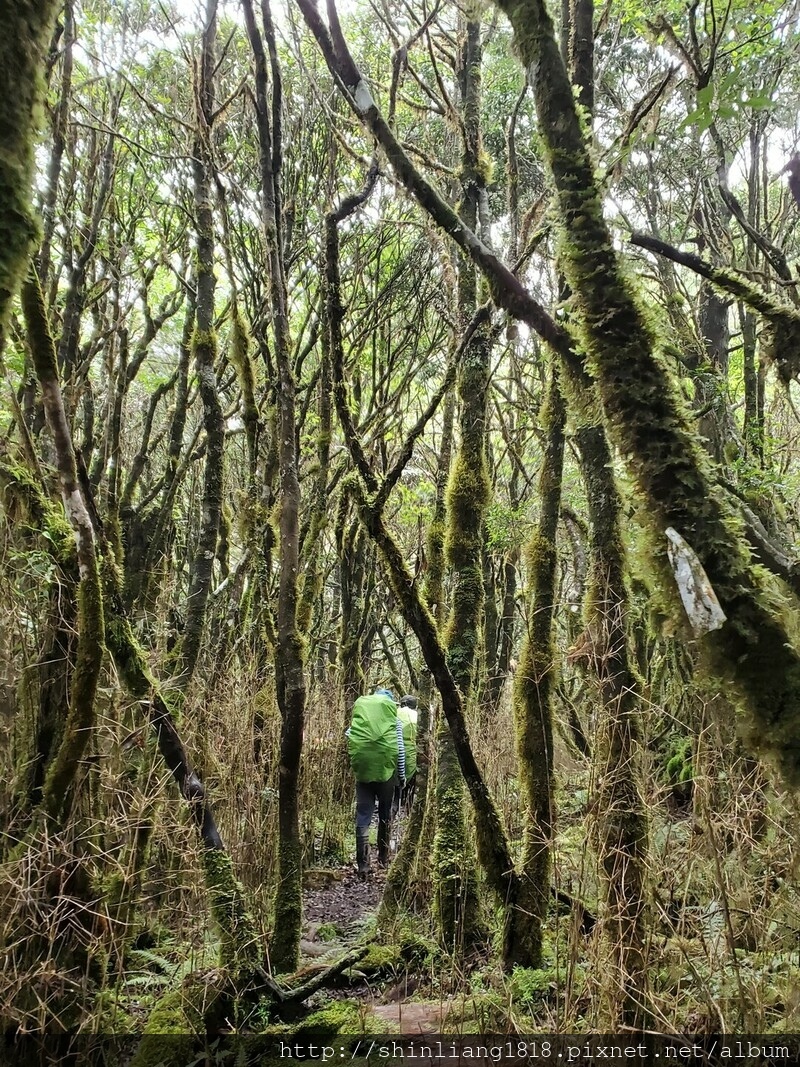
[397,707,418,779]
[348,693,399,783]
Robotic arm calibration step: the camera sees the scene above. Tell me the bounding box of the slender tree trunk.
[507,365,565,967]
[37,0,74,289]
[573,423,648,1027]
[175,0,224,692]
[243,0,306,972]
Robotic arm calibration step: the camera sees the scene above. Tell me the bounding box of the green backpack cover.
[397,707,418,779]
[348,694,399,783]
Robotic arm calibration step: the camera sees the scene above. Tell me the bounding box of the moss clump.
[127,981,220,1066]
[93,989,140,1035]
[316,922,340,942]
[509,965,554,1006]
[0,463,77,566]
[358,941,403,974]
[442,990,508,1032]
[294,999,373,1036]
[664,736,693,804]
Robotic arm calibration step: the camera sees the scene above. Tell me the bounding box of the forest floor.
[298,813,447,1033]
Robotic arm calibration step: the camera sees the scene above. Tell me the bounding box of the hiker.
[397,695,418,812]
[347,687,405,880]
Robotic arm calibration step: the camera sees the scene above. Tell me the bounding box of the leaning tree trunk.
[380,391,454,921]
[21,274,104,826]
[494,0,800,790]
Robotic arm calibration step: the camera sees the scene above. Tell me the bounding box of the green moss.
[93,989,140,1035]
[358,941,403,973]
[191,326,218,349]
[202,848,262,974]
[271,833,303,974]
[0,462,76,566]
[259,998,388,1042]
[296,1000,370,1035]
[128,985,206,1065]
[42,561,105,821]
[509,966,554,1006]
[0,1,61,335]
[442,990,508,1032]
[316,922,339,942]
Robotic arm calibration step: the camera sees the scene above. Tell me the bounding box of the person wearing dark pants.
[355,777,396,875]
[347,687,405,880]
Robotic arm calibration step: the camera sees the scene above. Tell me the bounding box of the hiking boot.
[356,827,371,881]
[377,820,392,867]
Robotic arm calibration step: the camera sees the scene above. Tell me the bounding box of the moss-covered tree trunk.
[493,0,800,789]
[175,0,224,693]
[574,422,649,1027]
[433,15,490,956]
[0,0,61,349]
[507,365,565,967]
[243,0,306,972]
[437,314,490,952]
[21,274,105,825]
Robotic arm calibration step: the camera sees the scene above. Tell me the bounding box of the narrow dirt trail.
[297,813,445,1032]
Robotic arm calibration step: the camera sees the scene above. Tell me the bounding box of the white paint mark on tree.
[353,80,374,115]
[665,526,727,636]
